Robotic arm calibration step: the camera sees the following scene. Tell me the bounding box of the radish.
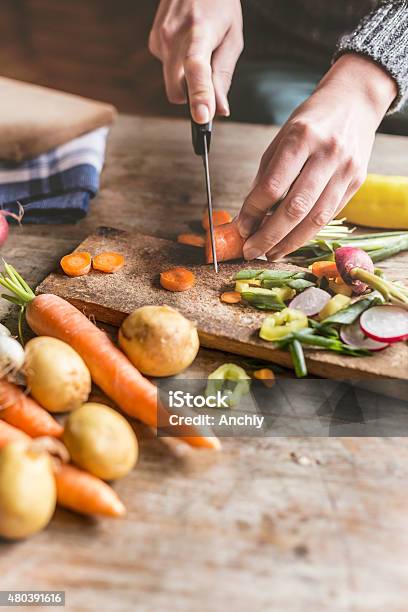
[335,246,374,295]
[360,305,408,343]
[340,320,389,351]
[289,287,331,316]
[335,246,408,308]
[0,206,24,248]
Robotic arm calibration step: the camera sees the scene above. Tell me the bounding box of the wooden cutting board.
[37,226,408,381]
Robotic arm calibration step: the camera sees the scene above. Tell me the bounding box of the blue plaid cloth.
[1,127,109,224]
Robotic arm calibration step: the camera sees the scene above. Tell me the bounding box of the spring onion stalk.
[349,267,408,308]
[289,230,408,265]
[290,340,308,378]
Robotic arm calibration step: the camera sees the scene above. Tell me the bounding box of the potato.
[119,305,199,376]
[0,442,56,539]
[63,402,138,480]
[25,337,91,413]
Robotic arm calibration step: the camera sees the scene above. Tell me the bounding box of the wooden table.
[1,116,408,612]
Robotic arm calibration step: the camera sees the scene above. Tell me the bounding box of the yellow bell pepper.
[338,173,408,229]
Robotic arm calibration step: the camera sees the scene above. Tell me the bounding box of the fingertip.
[192,103,210,124]
[237,216,253,240]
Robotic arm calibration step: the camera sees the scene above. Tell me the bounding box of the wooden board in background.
[37,226,408,381]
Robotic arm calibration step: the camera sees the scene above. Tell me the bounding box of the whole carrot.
[0,422,125,518]
[0,264,220,450]
[54,463,125,518]
[0,380,63,438]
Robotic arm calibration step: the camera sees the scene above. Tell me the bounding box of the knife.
[190,116,218,273]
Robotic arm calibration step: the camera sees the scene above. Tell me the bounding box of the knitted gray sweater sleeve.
[334,1,408,112]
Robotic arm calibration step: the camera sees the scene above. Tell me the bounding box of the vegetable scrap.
[220,291,241,304]
[201,209,232,230]
[160,267,196,292]
[253,368,275,388]
[177,233,205,247]
[205,364,251,408]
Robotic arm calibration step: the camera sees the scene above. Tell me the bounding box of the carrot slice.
[311,261,339,278]
[205,221,244,263]
[92,252,125,273]
[177,233,205,248]
[60,252,92,277]
[202,210,233,231]
[253,368,275,388]
[220,291,241,304]
[160,267,196,292]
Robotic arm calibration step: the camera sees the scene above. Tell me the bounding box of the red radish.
[289,287,331,316]
[360,305,408,343]
[340,320,389,351]
[0,205,24,247]
[335,246,374,295]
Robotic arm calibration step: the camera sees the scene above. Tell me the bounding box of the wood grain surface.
[1,116,408,612]
[38,226,408,381]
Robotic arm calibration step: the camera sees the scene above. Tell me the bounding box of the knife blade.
[190,118,218,273]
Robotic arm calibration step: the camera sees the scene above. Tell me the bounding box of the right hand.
[149,0,243,123]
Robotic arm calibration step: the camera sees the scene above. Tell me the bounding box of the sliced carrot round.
[160,267,196,292]
[253,368,275,388]
[220,291,241,304]
[60,252,92,277]
[92,252,125,273]
[177,233,205,247]
[201,210,233,231]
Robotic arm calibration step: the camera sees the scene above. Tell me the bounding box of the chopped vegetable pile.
[221,245,408,377]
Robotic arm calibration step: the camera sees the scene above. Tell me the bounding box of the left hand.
[237,54,398,261]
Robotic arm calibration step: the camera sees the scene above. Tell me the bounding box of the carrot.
[177,233,205,248]
[0,419,30,447]
[205,221,244,263]
[160,267,196,292]
[0,423,124,517]
[60,252,92,277]
[201,210,232,230]
[92,252,125,274]
[220,291,241,304]
[0,266,218,450]
[0,380,63,438]
[311,261,340,279]
[54,463,125,518]
[253,368,275,388]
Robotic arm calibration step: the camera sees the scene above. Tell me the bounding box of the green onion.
[241,289,285,311]
[290,340,308,378]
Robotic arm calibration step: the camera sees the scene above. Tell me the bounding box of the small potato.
[119,305,199,377]
[0,442,56,539]
[63,402,138,480]
[25,337,91,413]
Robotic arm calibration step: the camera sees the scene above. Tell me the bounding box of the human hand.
[149,0,243,123]
[237,54,397,260]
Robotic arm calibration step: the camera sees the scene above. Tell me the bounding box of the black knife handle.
[191,119,212,156]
